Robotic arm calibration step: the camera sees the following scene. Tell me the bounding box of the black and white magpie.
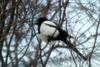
[36,17,87,60]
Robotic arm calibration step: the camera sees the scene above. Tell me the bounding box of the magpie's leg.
[63,39,87,60]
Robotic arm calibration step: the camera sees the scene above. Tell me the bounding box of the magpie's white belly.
[40,21,59,37]
[37,34,48,42]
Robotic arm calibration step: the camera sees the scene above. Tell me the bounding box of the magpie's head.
[37,17,48,26]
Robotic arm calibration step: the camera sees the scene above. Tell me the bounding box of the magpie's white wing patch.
[40,21,59,37]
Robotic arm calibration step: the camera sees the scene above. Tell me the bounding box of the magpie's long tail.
[63,40,87,60]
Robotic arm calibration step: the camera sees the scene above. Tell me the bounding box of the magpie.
[36,17,87,60]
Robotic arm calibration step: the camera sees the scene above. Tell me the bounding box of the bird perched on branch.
[36,17,87,60]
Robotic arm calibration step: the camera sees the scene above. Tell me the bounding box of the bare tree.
[0,0,100,67]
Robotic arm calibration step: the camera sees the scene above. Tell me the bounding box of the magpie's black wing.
[44,23,73,39]
[58,28,73,38]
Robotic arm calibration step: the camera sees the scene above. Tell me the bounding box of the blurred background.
[0,0,100,67]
